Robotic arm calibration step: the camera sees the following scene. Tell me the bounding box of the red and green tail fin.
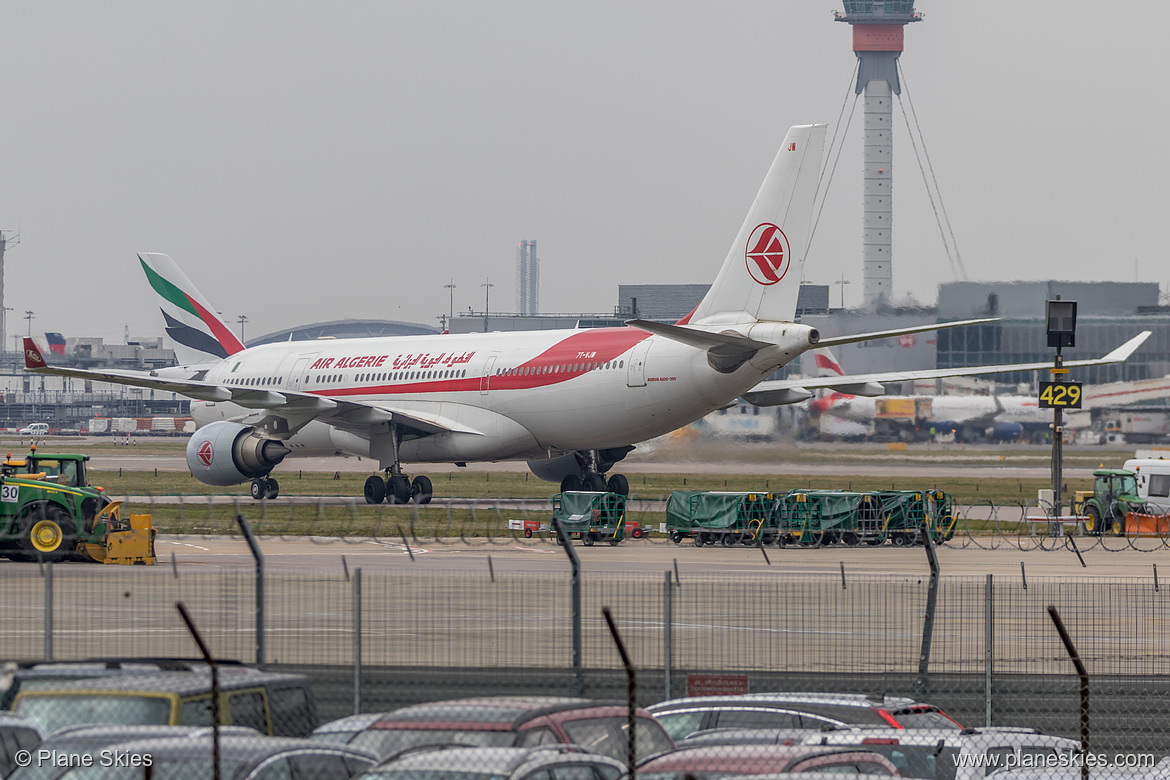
[139,253,245,364]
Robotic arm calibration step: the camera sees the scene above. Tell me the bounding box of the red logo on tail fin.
[23,338,45,368]
[744,223,790,286]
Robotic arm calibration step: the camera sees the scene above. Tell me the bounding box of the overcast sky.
[1,1,1167,346]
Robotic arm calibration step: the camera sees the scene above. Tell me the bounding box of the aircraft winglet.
[1100,331,1152,363]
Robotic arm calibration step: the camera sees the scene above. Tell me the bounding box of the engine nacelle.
[186,421,291,487]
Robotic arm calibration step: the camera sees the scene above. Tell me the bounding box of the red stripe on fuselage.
[318,328,651,397]
[489,328,650,391]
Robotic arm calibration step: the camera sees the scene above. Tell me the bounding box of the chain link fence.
[4,555,1170,765]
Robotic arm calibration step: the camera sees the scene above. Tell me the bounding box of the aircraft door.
[480,355,497,395]
[627,340,650,387]
[288,356,317,392]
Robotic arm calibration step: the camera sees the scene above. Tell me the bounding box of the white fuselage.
[191,325,805,466]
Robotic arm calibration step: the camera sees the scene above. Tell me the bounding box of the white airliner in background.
[810,348,1170,442]
[23,123,1150,503]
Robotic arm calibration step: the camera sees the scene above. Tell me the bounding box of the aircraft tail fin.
[813,348,846,377]
[139,253,245,364]
[686,123,826,327]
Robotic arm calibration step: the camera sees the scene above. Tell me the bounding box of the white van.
[18,422,49,436]
[1123,458,1170,515]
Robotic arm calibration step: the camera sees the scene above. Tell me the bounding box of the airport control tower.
[835,1,922,309]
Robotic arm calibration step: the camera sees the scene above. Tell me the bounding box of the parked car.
[647,693,961,741]
[19,423,49,436]
[12,667,317,736]
[0,713,46,777]
[353,745,628,780]
[799,726,1081,780]
[350,696,674,762]
[635,743,900,777]
[2,659,245,709]
[681,728,827,747]
[6,725,260,780]
[311,713,399,744]
[43,734,376,780]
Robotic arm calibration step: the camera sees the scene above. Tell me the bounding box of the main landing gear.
[362,422,435,504]
[250,476,279,500]
[364,473,433,504]
[558,451,630,496]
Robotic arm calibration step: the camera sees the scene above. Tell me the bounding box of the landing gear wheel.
[606,474,630,496]
[560,474,583,493]
[364,476,387,504]
[583,473,607,492]
[250,480,265,500]
[264,478,279,500]
[387,475,411,504]
[19,505,77,563]
[410,475,433,504]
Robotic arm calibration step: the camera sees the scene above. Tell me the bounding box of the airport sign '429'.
[1038,381,1082,408]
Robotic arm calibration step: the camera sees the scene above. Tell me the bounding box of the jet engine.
[989,422,1024,443]
[185,421,291,487]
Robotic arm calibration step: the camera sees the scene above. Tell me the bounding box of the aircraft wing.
[814,318,999,348]
[742,330,1152,406]
[22,338,473,438]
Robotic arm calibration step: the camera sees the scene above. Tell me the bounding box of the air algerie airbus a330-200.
[24,124,1150,503]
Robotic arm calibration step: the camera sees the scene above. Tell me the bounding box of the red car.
[648,693,961,741]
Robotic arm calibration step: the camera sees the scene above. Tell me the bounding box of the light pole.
[24,310,34,337]
[481,279,493,333]
[834,274,851,309]
[444,280,456,329]
[237,315,248,343]
[1,307,11,355]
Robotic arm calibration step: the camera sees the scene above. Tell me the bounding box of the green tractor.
[1077,468,1147,537]
[0,447,155,564]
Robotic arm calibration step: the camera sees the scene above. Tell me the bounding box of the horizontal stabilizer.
[625,320,772,352]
